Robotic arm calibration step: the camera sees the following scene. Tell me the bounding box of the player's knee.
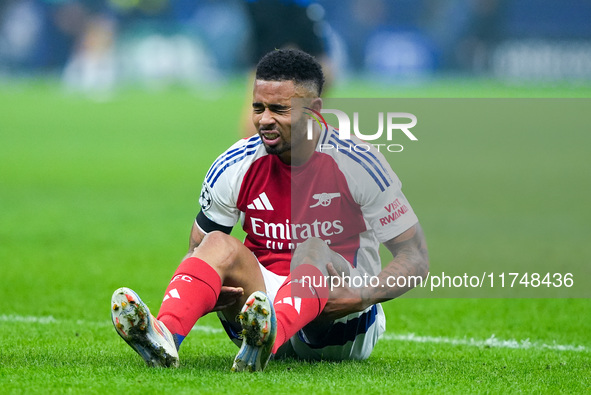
[292,237,331,272]
[296,237,329,253]
[199,231,241,268]
[201,230,233,246]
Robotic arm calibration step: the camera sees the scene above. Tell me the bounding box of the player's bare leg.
[291,237,350,277]
[188,231,267,319]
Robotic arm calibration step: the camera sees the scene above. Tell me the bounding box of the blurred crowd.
[1,0,590,91]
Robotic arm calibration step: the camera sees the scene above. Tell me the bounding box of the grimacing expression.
[252,80,311,159]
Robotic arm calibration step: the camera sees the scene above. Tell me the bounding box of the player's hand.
[319,262,367,320]
[212,286,244,311]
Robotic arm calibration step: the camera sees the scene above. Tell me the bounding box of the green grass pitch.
[0,78,590,393]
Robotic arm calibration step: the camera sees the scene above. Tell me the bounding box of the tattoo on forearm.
[366,224,429,303]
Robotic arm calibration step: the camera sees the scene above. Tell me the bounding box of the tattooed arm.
[321,223,429,320]
[365,222,429,303]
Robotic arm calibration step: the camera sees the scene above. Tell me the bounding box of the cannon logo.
[309,192,341,208]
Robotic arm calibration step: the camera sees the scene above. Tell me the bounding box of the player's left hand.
[212,286,244,311]
[319,262,368,320]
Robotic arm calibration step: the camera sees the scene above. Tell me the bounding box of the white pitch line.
[0,314,226,332]
[0,314,59,324]
[381,333,588,352]
[1,314,587,353]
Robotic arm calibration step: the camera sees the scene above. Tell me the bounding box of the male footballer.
[111,49,429,371]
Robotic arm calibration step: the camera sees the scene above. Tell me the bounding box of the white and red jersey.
[196,127,418,277]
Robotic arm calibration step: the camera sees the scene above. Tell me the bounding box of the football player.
[111,49,428,371]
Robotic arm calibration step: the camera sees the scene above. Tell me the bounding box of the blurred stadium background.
[1,0,591,91]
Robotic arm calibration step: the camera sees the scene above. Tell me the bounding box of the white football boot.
[111,287,179,367]
[231,291,277,372]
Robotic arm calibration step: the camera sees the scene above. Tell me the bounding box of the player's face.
[252,79,310,163]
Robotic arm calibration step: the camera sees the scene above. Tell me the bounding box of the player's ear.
[310,97,322,112]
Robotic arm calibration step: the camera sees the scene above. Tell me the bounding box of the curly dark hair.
[255,49,325,96]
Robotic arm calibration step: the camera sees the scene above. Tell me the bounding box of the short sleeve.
[196,179,240,234]
[195,136,266,234]
[348,149,419,242]
[360,171,418,243]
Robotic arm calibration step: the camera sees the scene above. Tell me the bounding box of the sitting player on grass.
[111,48,429,371]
